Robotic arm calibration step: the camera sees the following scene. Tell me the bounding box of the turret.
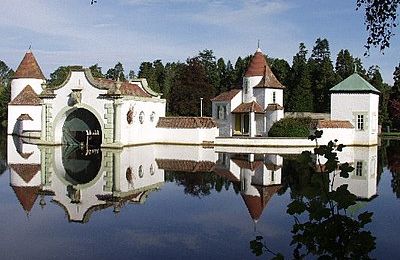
[11,50,45,100]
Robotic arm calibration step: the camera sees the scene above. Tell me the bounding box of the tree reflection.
[165,171,235,198]
[386,140,400,198]
[251,131,376,259]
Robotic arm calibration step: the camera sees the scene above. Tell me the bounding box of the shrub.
[268,117,312,137]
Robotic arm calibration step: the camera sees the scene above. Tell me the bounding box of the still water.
[0,135,399,259]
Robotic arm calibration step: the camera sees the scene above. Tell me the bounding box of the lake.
[1,135,399,259]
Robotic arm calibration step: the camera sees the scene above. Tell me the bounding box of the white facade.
[331,93,379,145]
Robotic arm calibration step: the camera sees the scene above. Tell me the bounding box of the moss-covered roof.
[330,73,380,94]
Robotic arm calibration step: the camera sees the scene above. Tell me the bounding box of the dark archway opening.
[62,146,102,185]
[62,108,102,147]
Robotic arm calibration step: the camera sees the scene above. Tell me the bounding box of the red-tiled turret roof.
[11,186,40,212]
[9,85,41,106]
[241,185,281,220]
[245,49,284,89]
[14,51,45,80]
[9,163,41,183]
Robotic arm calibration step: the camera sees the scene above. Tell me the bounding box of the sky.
[1,0,399,84]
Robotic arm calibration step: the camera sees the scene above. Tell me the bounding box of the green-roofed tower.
[330,73,380,94]
[330,72,379,146]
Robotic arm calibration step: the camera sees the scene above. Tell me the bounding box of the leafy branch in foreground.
[250,130,376,259]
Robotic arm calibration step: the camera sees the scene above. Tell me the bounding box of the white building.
[316,72,380,146]
[212,48,285,137]
[8,51,217,147]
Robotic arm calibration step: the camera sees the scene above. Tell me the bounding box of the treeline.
[2,37,400,129]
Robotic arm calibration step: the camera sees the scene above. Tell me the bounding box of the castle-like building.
[211,48,284,137]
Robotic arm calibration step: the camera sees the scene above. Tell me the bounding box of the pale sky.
[1,0,399,84]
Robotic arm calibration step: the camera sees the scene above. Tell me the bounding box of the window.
[139,111,145,124]
[271,171,275,182]
[218,105,226,120]
[272,92,276,103]
[357,114,364,130]
[138,165,144,178]
[356,161,363,176]
[150,111,155,122]
[150,164,155,175]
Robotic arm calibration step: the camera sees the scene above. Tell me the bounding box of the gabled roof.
[232,101,264,114]
[9,163,41,183]
[11,186,40,212]
[9,85,41,105]
[330,73,380,94]
[14,51,45,80]
[17,114,33,121]
[156,117,217,129]
[245,49,284,89]
[211,89,241,101]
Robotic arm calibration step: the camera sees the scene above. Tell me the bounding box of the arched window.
[139,111,145,124]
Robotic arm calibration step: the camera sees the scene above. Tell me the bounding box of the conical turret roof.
[14,51,45,80]
[244,48,284,89]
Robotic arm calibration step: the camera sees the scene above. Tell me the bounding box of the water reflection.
[5,135,386,258]
[7,136,381,222]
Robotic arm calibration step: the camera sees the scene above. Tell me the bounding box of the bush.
[268,117,312,137]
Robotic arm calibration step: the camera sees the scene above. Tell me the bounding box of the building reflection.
[7,136,379,223]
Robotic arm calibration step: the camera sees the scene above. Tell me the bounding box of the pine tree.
[309,38,339,112]
[335,49,354,80]
[287,43,313,112]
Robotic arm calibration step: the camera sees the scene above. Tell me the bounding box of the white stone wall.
[10,78,44,100]
[119,145,164,193]
[329,146,377,199]
[119,98,166,145]
[316,127,355,146]
[242,76,262,103]
[331,93,379,145]
[156,127,218,145]
[7,105,41,134]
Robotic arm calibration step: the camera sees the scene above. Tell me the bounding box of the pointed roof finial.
[354,63,358,74]
[256,40,261,52]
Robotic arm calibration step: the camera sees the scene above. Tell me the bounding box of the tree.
[197,49,220,95]
[309,38,340,112]
[105,62,125,81]
[389,63,400,129]
[287,43,314,112]
[335,49,355,80]
[368,66,391,126]
[48,65,83,87]
[89,63,104,78]
[0,60,13,127]
[356,0,400,54]
[169,57,214,116]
